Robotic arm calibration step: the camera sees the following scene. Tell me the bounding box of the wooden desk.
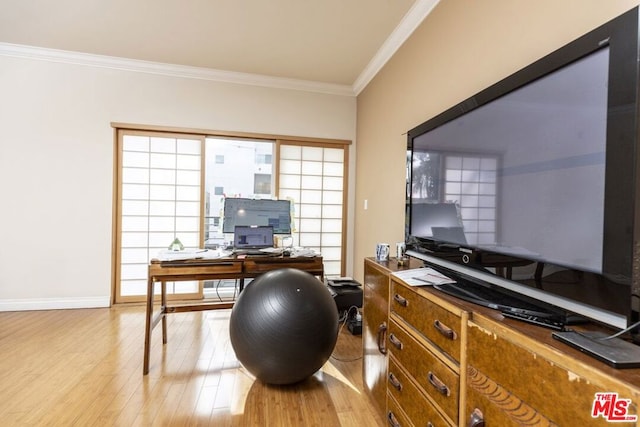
[143,255,324,374]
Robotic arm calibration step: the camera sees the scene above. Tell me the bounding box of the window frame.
[112,123,351,303]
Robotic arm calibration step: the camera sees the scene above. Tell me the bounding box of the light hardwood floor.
[0,305,384,426]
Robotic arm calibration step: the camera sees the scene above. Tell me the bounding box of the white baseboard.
[0,296,111,311]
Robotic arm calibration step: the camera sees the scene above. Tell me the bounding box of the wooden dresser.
[363,257,640,427]
[363,258,394,418]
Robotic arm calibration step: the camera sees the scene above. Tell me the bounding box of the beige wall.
[354,0,639,281]
[0,54,356,310]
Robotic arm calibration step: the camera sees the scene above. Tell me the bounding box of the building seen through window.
[205,137,274,246]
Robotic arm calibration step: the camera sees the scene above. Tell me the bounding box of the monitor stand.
[552,330,640,369]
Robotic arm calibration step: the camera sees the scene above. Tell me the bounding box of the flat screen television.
[222,198,291,234]
[405,7,640,334]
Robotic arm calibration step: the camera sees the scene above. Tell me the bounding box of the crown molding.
[0,0,438,98]
[352,0,440,95]
[0,42,356,97]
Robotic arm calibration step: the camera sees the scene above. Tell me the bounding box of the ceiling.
[0,0,439,94]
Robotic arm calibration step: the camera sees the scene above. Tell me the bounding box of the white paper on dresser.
[391,267,456,287]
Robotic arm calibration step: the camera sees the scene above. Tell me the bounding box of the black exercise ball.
[229,268,339,385]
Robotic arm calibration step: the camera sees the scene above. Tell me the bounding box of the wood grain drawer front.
[363,283,390,416]
[243,257,323,274]
[390,281,461,362]
[467,321,640,426]
[466,366,557,427]
[388,357,453,427]
[389,320,459,424]
[149,260,243,279]
[364,259,390,295]
[386,394,413,427]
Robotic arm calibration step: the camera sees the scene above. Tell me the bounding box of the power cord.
[212,278,240,302]
[594,319,640,341]
[331,305,363,362]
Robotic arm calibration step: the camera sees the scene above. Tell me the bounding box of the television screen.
[405,7,640,331]
[222,198,291,234]
[411,47,608,274]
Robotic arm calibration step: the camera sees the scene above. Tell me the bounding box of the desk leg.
[143,277,154,375]
[161,281,167,344]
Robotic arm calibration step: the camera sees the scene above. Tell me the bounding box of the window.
[278,142,347,277]
[254,173,271,194]
[116,131,204,302]
[204,137,275,246]
[113,126,350,302]
[256,153,272,164]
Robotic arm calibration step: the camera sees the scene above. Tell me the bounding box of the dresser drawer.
[467,317,640,426]
[149,259,243,280]
[390,279,462,362]
[386,394,413,427]
[465,366,556,427]
[389,319,459,424]
[388,356,453,427]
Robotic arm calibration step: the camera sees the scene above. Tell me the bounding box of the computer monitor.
[233,225,274,249]
[223,198,291,234]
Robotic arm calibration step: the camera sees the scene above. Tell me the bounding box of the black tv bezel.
[405,7,640,331]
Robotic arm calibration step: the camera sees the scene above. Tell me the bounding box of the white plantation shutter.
[278,143,347,277]
[116,131,204,302]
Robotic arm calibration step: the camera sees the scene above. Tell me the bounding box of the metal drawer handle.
[377,322,388,355]
[433,319,457,340]
[388,372,403,391]
[393,293,408,307]
[388,333,403,350]
[468,408,485,427]
[427,371,450,396]
[387,411,401,427]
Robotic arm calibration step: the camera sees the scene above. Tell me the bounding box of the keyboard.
[235,248,272,256]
